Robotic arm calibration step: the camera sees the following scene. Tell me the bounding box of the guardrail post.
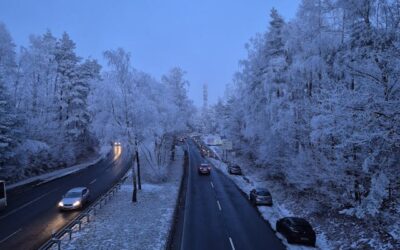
[77,220,82,231]
[65,228,73,240]
[84,212,90,222]
[51,230,61,250]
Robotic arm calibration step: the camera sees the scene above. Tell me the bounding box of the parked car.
[249,188,273,206]
[276,217,316,246]
[227,164,242,175]
[198,163,211,175]
[58,187,90,211]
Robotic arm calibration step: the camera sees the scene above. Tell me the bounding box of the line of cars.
[237,169,316,246]
[231,166,316,246]
[191,135,317,247]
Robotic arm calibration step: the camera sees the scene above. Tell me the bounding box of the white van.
[0,180,6,210]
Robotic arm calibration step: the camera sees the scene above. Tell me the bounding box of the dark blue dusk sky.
[0,0,300,106]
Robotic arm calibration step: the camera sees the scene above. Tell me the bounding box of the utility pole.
[132,153,137,202]
[203,83,208,111]
[135,139,142,190]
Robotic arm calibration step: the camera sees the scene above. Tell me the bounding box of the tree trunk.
[132,155,137,202]
[136,146,142,190]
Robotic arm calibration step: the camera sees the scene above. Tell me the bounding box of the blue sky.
[0,0,300,106]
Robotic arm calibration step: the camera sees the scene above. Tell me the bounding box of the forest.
[0,25,195,183]
[204,0,399,247]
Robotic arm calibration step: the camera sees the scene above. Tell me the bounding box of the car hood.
[61,197,81,204]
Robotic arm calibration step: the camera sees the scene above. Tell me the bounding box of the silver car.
[249,188,273,206]
[58,187,90,210]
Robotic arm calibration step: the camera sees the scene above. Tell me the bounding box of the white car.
[58,187,90,211]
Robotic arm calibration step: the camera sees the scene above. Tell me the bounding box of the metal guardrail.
[38,174,129,250]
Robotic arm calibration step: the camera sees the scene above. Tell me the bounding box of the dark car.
[198,163,211,175]
[249,188,273,206]
[227,164,242,175]
[276,217,316,246]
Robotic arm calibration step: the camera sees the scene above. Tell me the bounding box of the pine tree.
[55,32,80,126]
[65,59,100,146]
[0,23,18,174]
[0,80,17,170]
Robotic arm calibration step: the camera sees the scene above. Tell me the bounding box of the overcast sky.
[0,0,300,107]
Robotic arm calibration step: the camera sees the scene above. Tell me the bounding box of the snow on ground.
[57,147,184,250]
[207,145,332,250]
[7,145,111,191]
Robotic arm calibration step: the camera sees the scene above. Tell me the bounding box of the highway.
[0,144,131,250]
[173,140,285,250]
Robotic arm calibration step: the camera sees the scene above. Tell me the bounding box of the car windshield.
[64,191,81,198]
[290,218,311,228]
[257,190,270,196]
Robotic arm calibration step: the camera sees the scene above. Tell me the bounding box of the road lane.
[181,141,231,250]
[177,140,285,250]
[0,145,131,250]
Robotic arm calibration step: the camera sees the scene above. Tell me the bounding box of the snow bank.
[7,145,111,191]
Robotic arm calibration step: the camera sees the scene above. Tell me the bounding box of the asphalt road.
[0,145,131,250]
[176,140,285,250]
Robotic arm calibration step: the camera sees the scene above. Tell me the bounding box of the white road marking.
[0,228,22,244]
[90,179,97,185]
[0,189,57,221]
[210,181,214,188]
[229,237,236,250]
[217,200,222,211]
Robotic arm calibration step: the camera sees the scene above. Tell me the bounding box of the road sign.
[222,140,232,150]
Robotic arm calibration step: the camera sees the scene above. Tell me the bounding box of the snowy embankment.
[7,145,111,191]
[59,147,184,250]
[207,145,331,250]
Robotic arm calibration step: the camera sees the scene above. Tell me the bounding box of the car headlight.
[73,201,81,207]
[58,201,64,207]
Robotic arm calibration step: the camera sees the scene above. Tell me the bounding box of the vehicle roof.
[67,187,87,192]
[255,188,270,192]
[285,217,310,225]
[200,163,209,166]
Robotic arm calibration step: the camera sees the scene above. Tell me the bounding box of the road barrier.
[38,174,128,250]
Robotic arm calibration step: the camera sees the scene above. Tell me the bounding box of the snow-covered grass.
[7,145,111,191]
[57,147,184,250]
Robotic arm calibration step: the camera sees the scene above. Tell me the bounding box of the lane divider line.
[0,189,58,221]
[0,228,22,244]
[90,178,97,185]
[229,237,235,250]
[217,200,222,211]
[210,181,214,189]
